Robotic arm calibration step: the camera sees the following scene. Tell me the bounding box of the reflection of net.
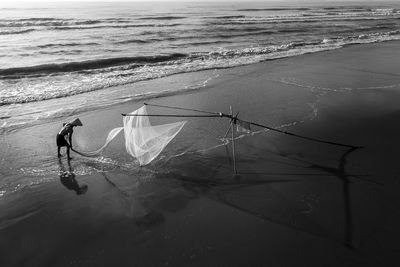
[72,106,186,166]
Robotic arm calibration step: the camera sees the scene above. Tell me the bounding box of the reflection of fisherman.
[58,159,88,195]
[56,118,82,160]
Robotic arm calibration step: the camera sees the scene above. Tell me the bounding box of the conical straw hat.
[69,118,83,126]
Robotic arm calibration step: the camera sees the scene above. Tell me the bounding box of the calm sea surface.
[0,1,399,131]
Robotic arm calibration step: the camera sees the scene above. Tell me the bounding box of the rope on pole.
[143,103,242,122]
[230,106,237,174]
[121,114,221,118]
[144,102,224,116]
[139,102,362,149]
[240,119,362,149]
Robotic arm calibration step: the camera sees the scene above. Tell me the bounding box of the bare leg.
[67,147,72,160]
[57,147,61,157]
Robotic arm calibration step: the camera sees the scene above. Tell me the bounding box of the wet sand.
[1,41,400,266]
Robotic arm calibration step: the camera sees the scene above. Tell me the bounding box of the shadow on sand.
[58,159,88,195]
[169,144,367,249]
[87,138,376,249]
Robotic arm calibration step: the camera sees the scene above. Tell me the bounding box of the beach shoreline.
[1,40,400,266]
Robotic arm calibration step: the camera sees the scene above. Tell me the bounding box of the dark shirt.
[58,123,74,147]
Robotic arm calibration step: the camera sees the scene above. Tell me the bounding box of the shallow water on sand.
[2,42,400,266]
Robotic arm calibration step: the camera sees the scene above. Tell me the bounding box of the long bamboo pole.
[230,106,237,174]
[122,114,221,118]
[144,102,224,116]
[134,103,362,149]
[240,119,361,149]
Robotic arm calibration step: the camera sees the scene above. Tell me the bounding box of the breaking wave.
[0,53,187,77]
[237,8,311,12]
[0,28,35,35]
[137,16,186,20]
[1,30,399,107]
[36,42,100,48]
[52,23,180,30]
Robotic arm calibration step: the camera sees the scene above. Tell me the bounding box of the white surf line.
[269,78,400,124]
[343,83,400,90]
[270,77,400,92]
[0,208,42,231]
[269,78,346,93]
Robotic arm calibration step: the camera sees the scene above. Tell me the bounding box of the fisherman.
[56,118,83,159]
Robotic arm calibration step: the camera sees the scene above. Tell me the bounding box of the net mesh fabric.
[123,106,186,165]
[72,106,186,166]
[72,127,123,157]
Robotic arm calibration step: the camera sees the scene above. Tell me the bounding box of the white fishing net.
[72,106,186,165]
[123,106,186,165]
[72,127,123,157]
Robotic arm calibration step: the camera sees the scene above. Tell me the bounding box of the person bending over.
[57,118,82,159]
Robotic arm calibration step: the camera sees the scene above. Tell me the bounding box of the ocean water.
[0,1,400,132]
